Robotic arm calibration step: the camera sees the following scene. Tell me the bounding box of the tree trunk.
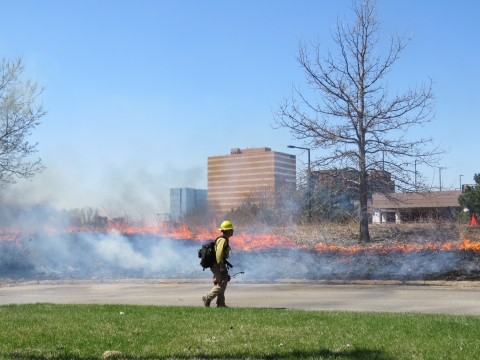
[359,134,371,243]
[359,194,370,242]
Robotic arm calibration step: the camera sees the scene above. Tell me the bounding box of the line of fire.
[0,146,479,283]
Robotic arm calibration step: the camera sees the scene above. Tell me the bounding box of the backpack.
[197,239,218,270]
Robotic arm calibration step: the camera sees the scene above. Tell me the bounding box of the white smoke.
[0,231,200,280]
[0,203,478,282]
[0,162,205,217]
[0,232,478,282]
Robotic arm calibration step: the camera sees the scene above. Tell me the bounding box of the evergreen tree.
[458,174,480,216]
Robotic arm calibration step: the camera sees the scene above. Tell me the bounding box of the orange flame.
[313,238,480,254]
[0,230,21,242]
[112,221,295,251]
[2,220,480,254]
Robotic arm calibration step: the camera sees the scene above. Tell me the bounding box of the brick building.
[312,169,395,199]
[207,147,296,215]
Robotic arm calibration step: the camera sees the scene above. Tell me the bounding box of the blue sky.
[1,0,478,216]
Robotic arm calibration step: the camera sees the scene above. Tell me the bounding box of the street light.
[287,145,312,222]
[460,175,464,191]
[414,159,417,191]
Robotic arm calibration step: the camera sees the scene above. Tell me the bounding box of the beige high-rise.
[207,147,296,215]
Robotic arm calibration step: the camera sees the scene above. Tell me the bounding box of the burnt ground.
[267,223,480,281]
[0,223,479,283]
[235,247,480,282]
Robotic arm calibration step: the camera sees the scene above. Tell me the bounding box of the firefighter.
[202,220,233,307]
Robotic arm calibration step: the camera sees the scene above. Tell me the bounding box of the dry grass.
[271,222,480,248]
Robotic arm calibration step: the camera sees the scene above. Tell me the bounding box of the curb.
[2,278,480,288]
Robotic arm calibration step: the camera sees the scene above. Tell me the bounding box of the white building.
[170,188,207,221]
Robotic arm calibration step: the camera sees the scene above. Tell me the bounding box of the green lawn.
[0,304,479,359]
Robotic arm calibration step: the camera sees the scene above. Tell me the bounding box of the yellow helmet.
[218,220,234,231]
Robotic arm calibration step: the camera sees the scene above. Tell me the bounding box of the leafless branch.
[273,0,446,242]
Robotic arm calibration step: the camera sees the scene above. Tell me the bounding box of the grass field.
[0,304,479,359]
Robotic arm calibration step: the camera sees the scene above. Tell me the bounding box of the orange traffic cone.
[471,214,477,226]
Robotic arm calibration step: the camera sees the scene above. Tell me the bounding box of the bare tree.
[0,56,46,189]
[274,0,444,242]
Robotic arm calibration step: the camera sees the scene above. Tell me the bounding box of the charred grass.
[0,304,479,359]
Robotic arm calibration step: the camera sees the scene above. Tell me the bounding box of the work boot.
[202,296,211,307]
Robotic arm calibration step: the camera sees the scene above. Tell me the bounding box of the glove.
[219,264,227,275]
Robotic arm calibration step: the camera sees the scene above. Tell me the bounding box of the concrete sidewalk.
[1,282,480,315]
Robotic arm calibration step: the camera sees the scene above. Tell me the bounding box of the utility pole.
[438,167,446,191]
[288,145,312,222]
[460,175,464,191]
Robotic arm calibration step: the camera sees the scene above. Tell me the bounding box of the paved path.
[1,282,480,315]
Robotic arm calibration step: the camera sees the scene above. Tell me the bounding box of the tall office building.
[208,147,296,214]
[170,188,207,221]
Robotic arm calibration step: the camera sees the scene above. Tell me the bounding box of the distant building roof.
[370,191,462,210]
[230,147,271,154]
